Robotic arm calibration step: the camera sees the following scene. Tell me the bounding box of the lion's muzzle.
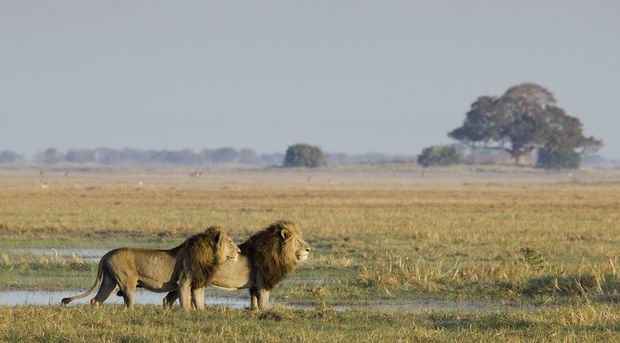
[227,247,241,262]
[297,247,311,261]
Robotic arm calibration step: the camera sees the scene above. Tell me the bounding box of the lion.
[160,221,311,311]
[61,226,240,309]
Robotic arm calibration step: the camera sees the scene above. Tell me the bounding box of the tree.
[284,144,327,168]
[417,145,461,167]
[449,83,602,164]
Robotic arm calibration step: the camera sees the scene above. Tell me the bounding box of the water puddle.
[4,248,111,262]
[0,290,538,313]
[1,248,540,313]
[0,290,248,308]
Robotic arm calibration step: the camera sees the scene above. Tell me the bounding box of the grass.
[0,303,619,342]
[0,166,619,340]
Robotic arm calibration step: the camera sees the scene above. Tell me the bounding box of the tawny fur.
[61,226,238,308]
[163,220,312,310]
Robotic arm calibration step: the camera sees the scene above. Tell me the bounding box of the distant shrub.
[284,144,327,168]
[518,247,545,271]
[417,145,461,167]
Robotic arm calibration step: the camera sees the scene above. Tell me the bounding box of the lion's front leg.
[191,287,205,310]
[177,276,192,310]
[249,287,270,311]
[249,273,270,311]
[257,289,270,311]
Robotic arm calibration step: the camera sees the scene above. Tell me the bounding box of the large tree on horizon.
[448,83,602,164]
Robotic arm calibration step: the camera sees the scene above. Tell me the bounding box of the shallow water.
[1,248,539,312]
[4,248,112,262]
[0,290,538,313]
[0,289,250,308]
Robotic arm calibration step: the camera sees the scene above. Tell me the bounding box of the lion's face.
[283,232,311,262]
[218,234,240,263]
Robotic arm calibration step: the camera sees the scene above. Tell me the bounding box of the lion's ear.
[214,231,222,244]
[280,228,291,240]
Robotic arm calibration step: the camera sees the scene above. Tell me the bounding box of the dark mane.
[185,226,225,288]
[239,220,302,290]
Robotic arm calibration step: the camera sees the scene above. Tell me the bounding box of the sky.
[1,1,619,158]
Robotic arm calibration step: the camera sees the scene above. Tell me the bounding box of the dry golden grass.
[1,167,619,301]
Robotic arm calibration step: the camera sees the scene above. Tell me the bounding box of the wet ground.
[2,248,541,313]
[5,248,113,262]
[0,289,250,308]
[0,289,539,313]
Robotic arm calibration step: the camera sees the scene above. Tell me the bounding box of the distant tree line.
[0,83,609,171]
[0,146,420,166]
[0,150,24,163]
[325,152,416,164]
[28,147,284,166]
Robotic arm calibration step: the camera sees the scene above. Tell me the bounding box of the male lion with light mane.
[61,226,239,309]
[161,221,311,311]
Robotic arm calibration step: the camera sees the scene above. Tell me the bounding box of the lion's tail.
[61,252,108,305]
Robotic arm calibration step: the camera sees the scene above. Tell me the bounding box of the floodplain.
[0,165,619,342]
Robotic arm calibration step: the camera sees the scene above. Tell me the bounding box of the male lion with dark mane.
[61,226,239,309]
[161,221,311,310]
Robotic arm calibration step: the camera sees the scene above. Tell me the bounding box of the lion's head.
[187,226,240,288]
[281,224,311,263]
[216,228,241,264]
[240,221,311,290]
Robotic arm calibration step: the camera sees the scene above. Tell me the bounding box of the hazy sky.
[1,1,619,158]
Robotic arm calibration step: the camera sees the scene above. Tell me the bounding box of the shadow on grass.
[494,273,619,302]
[428,312,534,331]
[522,273,618,297]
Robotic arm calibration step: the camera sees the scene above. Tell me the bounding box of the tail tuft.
[61,297,71,305]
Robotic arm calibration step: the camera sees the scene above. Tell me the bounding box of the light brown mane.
[185,226,225,288]
[239,220,302,290]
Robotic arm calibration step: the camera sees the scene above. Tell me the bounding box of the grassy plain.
[0,165,619,341]
[1,304,619,342]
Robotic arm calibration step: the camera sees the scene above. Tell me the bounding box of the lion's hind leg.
[118,277,138,309]
[163,291,178,308]
[90,272,118,305]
